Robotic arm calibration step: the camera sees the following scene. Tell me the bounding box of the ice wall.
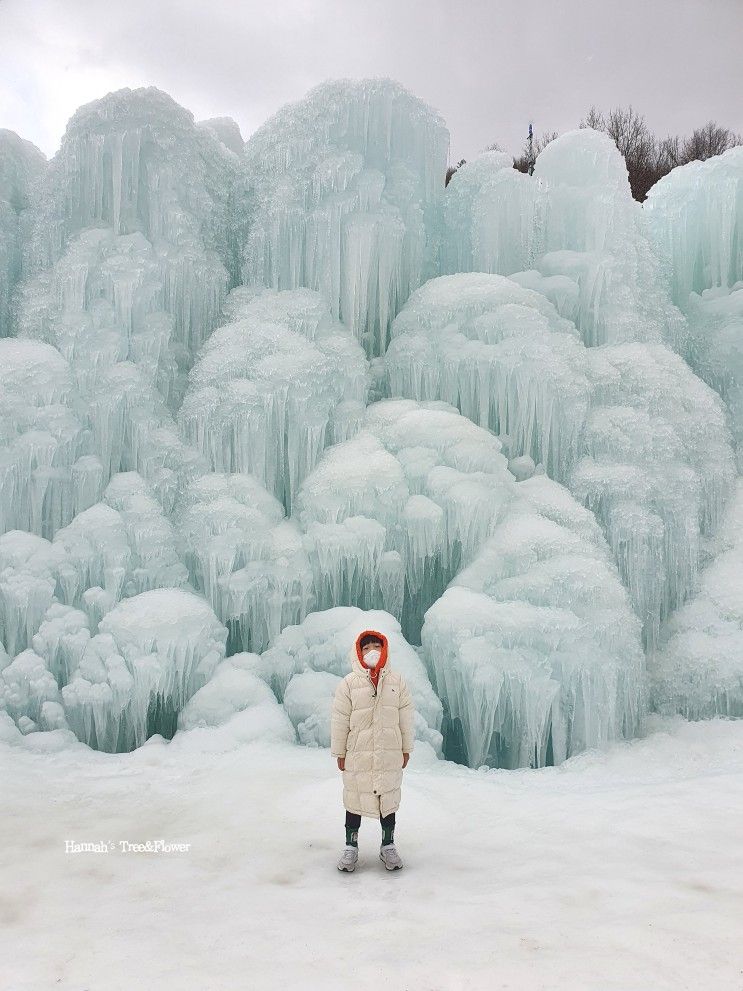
[442,130,685,349]
[0,472,187,660]
[422,475,645,768]
[295,398,517,641]
[25,88,239,360]
[0,339,91,538]
[179,287,368,510]
[645,149,743,466]
[0,130,45,337]
[644,146,743,307]
[242,79,449,357]
[651,481,743,720]
[385,273,736,644]
[385,273,592,480]
[59,589,227,751]
[173,472,314,653]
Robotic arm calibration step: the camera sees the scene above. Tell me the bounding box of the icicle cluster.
[179,287,368,510]
[422,475,645,768]
[652,481,743,719]
[0,129,45,337]
[442,130,685,349]
[173,472,314,654]
[386,273,735,645]
[295,398,517,642]
[242,79,449,357]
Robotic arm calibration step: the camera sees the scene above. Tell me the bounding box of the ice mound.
[652,482,743,720]
[179,287,368,511]
[645,149,743,466]
[442,130,685,349]
[57,589,227,751]
[178,650,294,737]
[173,472,314,653]
[385,273,592,480]
[256,606,443,751]
[0,338,91,538]
[295,399,517,641]
[242,79,449,356]
[645,145,743,307]
[25,88,239,360]
[0,473,186,661]
[422,475,645,768]
[0,129,45,337]
[1,587,228,751]
[681,285,743,463]
[17,228,187,408]
[385,274,735,644]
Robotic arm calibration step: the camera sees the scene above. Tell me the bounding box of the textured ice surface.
[256,606,443,751]
[0,472,187,661]
[422,475,645,768]
[179,287,367,510]
[386,273,735,644]
[385,273,592,480]
[443,130,685,349]
[0,339,91,537]
[645,149,743,467]
[242,79,449,357]
[1,82,741,761]
[0,130,45,337]
[24,88,239,371]
[60,589,227,751]
[178,651,295,751]
[645,146,743,307]
[295,398,517,641]
[173,472,314,653]
[652,482,743,720]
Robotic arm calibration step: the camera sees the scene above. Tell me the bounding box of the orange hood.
[355,630,388,688]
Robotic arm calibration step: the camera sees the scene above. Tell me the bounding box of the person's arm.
[399,676,415,766]
[331,678,352,770]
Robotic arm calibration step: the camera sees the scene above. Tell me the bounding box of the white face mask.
[363,648,381,667]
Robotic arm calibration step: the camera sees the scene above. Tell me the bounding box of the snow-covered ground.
[3,717,743,991]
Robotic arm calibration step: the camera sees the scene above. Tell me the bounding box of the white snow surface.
[1,716,742,990]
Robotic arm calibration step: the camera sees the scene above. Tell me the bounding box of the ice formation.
[644,146,743,308]
[178,651,296,750]
[0,339,91,537]
[422,475,644,768]
[442,130,685,349]
[60,589,227,751]
[0,129,45,337]
[1,80,741,761]
[179,287,367,510]
[0,472,186,661]
[295,399,517,641]
[255,607,443,752]
[651,482,743,720]
[242,79,449,356]
[173,472,314,653]
[645,149,743,465]
[25,88,241,363]
[385,273,592,480]
[386,273,735,643]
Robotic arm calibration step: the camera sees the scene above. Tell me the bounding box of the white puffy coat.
[330,633,415,818]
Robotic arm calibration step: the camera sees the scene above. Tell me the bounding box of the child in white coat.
[331,630,415,872]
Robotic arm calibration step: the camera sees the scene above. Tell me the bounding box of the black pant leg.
[379,811,395,828]
[345,811,362,829]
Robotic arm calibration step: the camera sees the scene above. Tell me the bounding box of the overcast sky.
[2,0,741,162]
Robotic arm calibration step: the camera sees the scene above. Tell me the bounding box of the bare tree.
[681,121,742,162]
